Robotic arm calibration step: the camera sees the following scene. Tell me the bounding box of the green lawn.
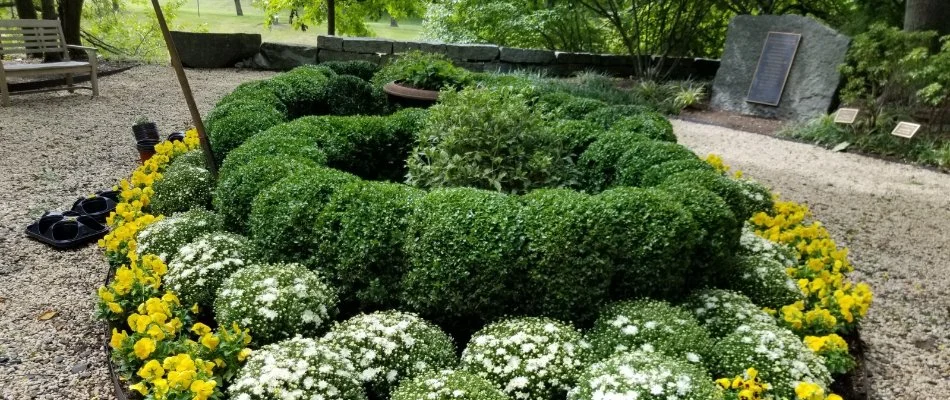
[129,0,423,45]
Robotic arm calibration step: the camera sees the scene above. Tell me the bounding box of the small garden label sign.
[833,108,859,124]
[891,122,921,139]
[746,32,802,106]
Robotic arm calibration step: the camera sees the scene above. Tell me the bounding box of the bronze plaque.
[891,121,921,139]
[746,32,802,106]
[834,108,860,124]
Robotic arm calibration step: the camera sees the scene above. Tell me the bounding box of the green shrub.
[734,178,775,217]
[215,263,338,345]
[215,79,288,115]
[609,112,677,143]
[656,169,758,221]
[570,351,719,400]
[683,289,775,338]
[407,86,576,194]
[213,155,320,233]
[372,51,471,90]
[711,323,832,400]
[639,158,714,187]
[519,189,612,323]
[535,91,576,112]
[552,96,608,120]
[322,74,389,116]
[659,183,740,280]
[135,208,222,262]
[577,130,650,192]
[583,104,649,129]
[270,65,337,118]
[401,188,526,320]
[149,162,213,215]
[320,311,457,396]
[169,149,207,169]
[587,300,713,364]
[248,167,358,265]
[165,232,253,309]
[461,317,588,400]
[726,254,803,309]
[312,181,424,310]
[205,99,288,164]
[229,337,366,400]
[590,187,699,298]
[612,140,699,187]
[547,119,605,159]
[219,126,328,182]
[739,223,797,267]
[392,369,508,400]
[321,60,380,81]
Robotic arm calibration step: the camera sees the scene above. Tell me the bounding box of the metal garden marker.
[149,0,218,178]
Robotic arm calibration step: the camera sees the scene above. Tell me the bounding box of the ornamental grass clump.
[391,369,508,400]
[229,336,366,400]
[214,263,338,345]
[568,351,719,400]
[684,289,775,338]
[312,181,424,310]
[213,155,321,233]
[460,317,589,400]
[149,161,213,216]
[165,232,253,309]
[711,323,832,400]
[320,311,457,396]
[587,300,713,365]
[612,140,699,187]
[248,167,358,265]
[519,189,612,323]
[136,208,222,262]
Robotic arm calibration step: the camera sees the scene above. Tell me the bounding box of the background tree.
[14,0,37,19]
[234,0,243,16]
[260,0,424,36]
[904,0,950,35]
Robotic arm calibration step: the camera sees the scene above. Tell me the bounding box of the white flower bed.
[460,317,589,400]
[587,300,713,364]
[391,369,508,400]
[684,288,775,338]
[165,232,252,308]
[568,351,718,400]
[319,311,457,396]
[136,208,221,262]
[229,336,366,400]
[739,223,796,266]
[215,263,337,345]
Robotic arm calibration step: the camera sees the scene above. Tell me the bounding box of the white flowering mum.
[739,223,796,266]
[391,369,508,400]
[587,300,713,365]
[460,317,589,400]
[229,336,367,400]
[319,311,457,396]
[215,263,338,345]
[684,289,775,338]
[165,232,253,309]
[728,254,804,309]
[136,208,222,262]
[711,322,832,400]
[568,351,719,400]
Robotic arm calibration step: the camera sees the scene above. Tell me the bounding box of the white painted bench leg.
[89,66,99,98]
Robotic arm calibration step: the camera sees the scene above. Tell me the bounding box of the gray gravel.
[0,65,274,399]
[673,119,950,400]
[0,67,946,399]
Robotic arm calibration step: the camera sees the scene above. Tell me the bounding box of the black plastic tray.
[25,211,109,249]
[70,191,120,223]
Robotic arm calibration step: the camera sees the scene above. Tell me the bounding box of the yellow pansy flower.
[200,334,220,350]
[190,379,217,400]
[794,382,824,400]
[237,348,252,362]
[133,337,156,359]
[137,359,165,381]
[167,369,196,390]
[147,324,166,341]
[191,322,212,336]
[110,329,128,350]
[129,382,148,396]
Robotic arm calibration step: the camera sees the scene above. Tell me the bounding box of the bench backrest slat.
[0,20,67,57]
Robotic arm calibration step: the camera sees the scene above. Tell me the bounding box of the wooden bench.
[0,19,99,106]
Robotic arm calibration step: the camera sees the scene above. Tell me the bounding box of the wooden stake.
[150,0,218,178]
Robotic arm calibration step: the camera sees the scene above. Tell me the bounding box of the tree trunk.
[390,16,397,27]
[233,0,243,16]
[41,0,61,62]
[14,0,37,19]
[112,0,119,12]
[904,0,950,36]
[58,0,84,59]
[327,0,335,35]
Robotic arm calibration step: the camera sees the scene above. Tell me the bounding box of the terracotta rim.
[383,81,440,101]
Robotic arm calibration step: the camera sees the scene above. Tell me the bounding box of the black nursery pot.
[167,131,186,142]
[132,122,160,142]
[136,139,159,164]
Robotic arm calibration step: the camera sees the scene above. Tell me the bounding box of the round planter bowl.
[132,122,160,142]
[383,81,440,108]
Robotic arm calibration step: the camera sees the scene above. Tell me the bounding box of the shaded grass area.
[128,0,422,45]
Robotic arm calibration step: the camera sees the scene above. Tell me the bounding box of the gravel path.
[673,119,950,400]
[0,66,946,399]
[0,65,274,399]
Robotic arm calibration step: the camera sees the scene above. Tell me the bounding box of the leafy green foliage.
[320,74,390,116]
[372,51,472,91]
[657,169,761,222]
[547,119,605,160]
[205,99,288,164]
[609,112,677,143]
[726,254,804,309]
[612,140,698,187]
[82,0,194,62]
[270,65,339,118]
[577,130,650,192]
[407,86,577,194]
[639,158,714,187]
[320,60,381,81]
[149,162,214,216]
[588,299,713,363]
[660,183,741,281]
[219,127,329,182]
[260,0,426,37]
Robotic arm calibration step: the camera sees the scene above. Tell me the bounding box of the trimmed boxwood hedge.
[320,60,380,81]
[205,99,288,164]
[213,155,321,233]
[215,80,288,114]
[312,180,424,311]
[547,119,604,159]
[656,169,760,221]
[401,188,527,322]
[248,166,359,265]
[269,65,337,118]
[609,112,676,143]
[660,183,741,282]
[218,127,328,182]
[612,140,699,187]
[321,74,389,116]
[639,158,715,187]
[583,104,650,129]
[577,130,650,192]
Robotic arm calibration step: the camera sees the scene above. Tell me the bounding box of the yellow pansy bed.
[96,131,253,400]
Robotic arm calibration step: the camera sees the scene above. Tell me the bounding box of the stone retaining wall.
[172,31,719,79]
